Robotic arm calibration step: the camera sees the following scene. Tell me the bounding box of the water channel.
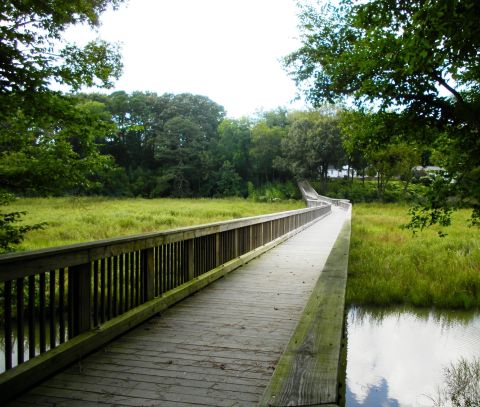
[1,306,479,405]
[345,306,480,407]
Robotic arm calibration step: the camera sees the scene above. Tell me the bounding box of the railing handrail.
[298,180,350,209]
[0,206,322,280]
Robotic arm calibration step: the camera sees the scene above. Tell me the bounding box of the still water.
[346,306,480,407]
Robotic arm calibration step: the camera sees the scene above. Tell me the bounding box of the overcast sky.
[64,0,309,118]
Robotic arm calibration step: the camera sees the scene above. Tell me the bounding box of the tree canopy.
[1,0,123,94]
[0,0,125,196]
[287,0,480,225]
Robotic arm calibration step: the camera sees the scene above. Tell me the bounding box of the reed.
[4,197,303,252]
[347,204,480,309]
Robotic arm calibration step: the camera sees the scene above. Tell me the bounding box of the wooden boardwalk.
[9,207,348,407]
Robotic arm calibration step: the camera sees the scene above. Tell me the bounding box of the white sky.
[64,0,309,118]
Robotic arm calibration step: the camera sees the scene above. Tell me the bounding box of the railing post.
[215,233,220,267]
[234,229,239,257]
[249,226,253,251]
[4,280,12,370]
[69,263,91,336]
[188,239,195,280]
[143,248,155,301]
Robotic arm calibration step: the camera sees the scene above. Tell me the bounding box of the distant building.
[413,165,446,175]
[327,165,356,178]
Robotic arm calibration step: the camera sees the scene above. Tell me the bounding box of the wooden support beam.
[69,263,91,336]
[187,239,195,281]
[142,248,155,302]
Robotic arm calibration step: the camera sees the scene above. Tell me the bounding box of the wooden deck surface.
[10,207,348,407]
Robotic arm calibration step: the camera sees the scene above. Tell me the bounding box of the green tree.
[0,192,45,253]
[0,94,115,195]
[287,0,480,224]
[250,122,285,183]
[369,143,420,198]
[1,0,123,95]
[0,0,124,196]
[218,118,252,181]
[278,110,344,190]
[94,91,161,170]
[214,161,243,197]
[153,94,225,196]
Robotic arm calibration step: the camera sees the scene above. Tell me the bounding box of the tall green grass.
[347,204,480,309]
[5,197,303,252]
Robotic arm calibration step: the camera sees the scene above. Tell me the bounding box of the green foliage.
[278,108,345,185]
[288,0,480,125]
[0,0,124,94]
[347,204,480,309]
[247,181,301,202]
[0,192,45,253]
[214,161,244,197]
[0,94,115,195]
[218,118,252,180]
[0,0,124,198]
[311,179,427,204]
[289,0,480,226]
[250,122,285,183]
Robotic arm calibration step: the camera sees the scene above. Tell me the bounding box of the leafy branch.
[0,192,46,253]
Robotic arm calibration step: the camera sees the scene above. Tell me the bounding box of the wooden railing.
[0,204,330,401]
[298,180,350,209]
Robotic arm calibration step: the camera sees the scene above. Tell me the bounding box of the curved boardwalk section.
[9,207,349,407]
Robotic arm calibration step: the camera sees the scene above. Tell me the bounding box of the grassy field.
[347,204,480,309]
[5,196,304,252]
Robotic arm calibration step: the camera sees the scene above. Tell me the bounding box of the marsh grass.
[347,204,480,309]
[432,357,480,407]
[5,197,303,252]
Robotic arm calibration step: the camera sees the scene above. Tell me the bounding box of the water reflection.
[347,377,400,407]
[0,322,57,373]
[346,306,480,407]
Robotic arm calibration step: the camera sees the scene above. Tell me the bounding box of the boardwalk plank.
[9,207,348,407]
[259,215,351,407]
[60,369,266,395]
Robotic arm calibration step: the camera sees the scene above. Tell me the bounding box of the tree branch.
[433,74,464,104]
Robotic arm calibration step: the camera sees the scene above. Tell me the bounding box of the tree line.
[0,90,337,198]
[1,87,433,200]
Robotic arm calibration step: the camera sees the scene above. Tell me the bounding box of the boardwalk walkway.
[10,207,348,407]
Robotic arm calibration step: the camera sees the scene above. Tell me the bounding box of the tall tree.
[218,118,252,181]
[153,94,225,196]
[278,110,344,189]
[250,122,285,183]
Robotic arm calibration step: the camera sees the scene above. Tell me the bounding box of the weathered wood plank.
[63,360,271,388]
[8,206,348,407]
[0,215,324,404]
[43,375,262,403]
[259,213,351,407]
[60,368,266,395]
